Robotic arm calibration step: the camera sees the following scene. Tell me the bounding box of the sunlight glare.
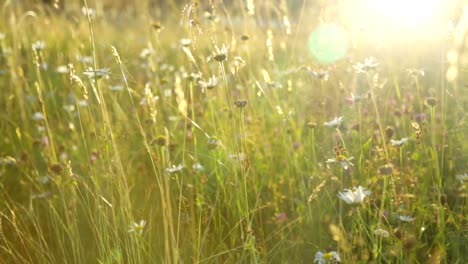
[364,0,442,26]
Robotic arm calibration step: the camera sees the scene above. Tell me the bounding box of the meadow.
[0,0,467,263]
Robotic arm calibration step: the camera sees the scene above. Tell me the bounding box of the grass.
[0,0,467,263]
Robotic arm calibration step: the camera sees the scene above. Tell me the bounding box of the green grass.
[0,0,467,263]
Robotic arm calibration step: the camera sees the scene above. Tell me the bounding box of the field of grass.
[0,0,467,263]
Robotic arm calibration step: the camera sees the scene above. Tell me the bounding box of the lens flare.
[308,23,349,64]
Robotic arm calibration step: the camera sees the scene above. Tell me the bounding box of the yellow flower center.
[323,252,333,260]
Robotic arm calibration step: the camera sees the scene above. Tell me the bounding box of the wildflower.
[186,72,202,81]
[76,55,93,64]
[37,175,51,184]
[180,38,192,46]
[207,137,221,150]
[230,56,246,75]
[165,164,185,173]
[139,48,154,59]
[308,68,330,81]
[110,85,124,91]
[390,137,409,146]
[212,44,229,62]
[78,99,89,107]
[199,76,219,90]
[345,93,367,103]
[163,89,172,97]
[234,100,248,108]
[128,220,146,234]
[228,153,247,162]
[385,126,395,139]
[81,6,96,18]
[413,113,427,123]
[314,251,341,263]
[353,57,378,73]
[456,172,468,182]
[159,63,175,72]
[407,68,425,78]
[323,116,343,127]
[168,116,180,122]
[306,121,317,129]
[374,228,390,238]
[192,163,204,172]
[203,10,217,21]
[276,212,288,223]
[378,164,393,175]
[32,40,45,51]
[41,136,50,146]
[0,156,16,165]
[56,65,69,74]
[338,186,371,205]
[150,135,167,146]
[0,47,11,56]
[83,68,110,79]
[39,63,48,70]
[425,97,438,107]
[62,105,75,112]
[326,156,354,170]
[151,22,163,31]
[398,215,416,222]
[32,112,45,121]
[139,95,159,106]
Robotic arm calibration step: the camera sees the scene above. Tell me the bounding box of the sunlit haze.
[331,0,457,55]
[364,0,442,26]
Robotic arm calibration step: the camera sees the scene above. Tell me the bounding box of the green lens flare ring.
[308,23,349,64]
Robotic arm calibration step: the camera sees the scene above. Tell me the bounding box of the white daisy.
[314,251,341,263]
[180,38,192,46]
[338,186,371,205]
[228,153,247,162]
[32,40,45,51]
[76,55,93,64]
[353,57,378,73]
[83,68,110,79]
[110,85,124,91]
[323,116,344,127]
[128,220,146,234]
[165,164,185,173]
[199,76,219,90]
[56,65,69,74]
[345,93,367,103]
[326,156,354,170]
[32,112,45,121]
[139,95,159,106]
[78,100,89,107]
[398,215,415,222]
[390,137,409,146]
[139,48,154,59]
[81,7,96,18]
[192,163,204,172]
[456,172,468,183]
[62,105,75,113]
